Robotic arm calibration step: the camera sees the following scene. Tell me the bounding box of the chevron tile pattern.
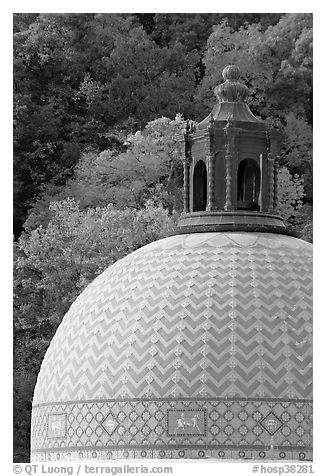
[31,232,312,460]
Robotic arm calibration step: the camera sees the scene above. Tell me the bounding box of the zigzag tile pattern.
[31,232,312,460]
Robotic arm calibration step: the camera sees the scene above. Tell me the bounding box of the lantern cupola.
[178,65,287,234]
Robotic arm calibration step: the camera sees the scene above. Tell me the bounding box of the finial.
[214,65,249,103]
[222,65,241,81]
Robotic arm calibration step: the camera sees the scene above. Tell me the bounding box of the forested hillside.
[13,13,312,462]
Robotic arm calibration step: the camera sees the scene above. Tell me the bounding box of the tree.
[149,13,282,51]
[23,115,187,232]
[277,167,305,222]
[282,113,313,203]
[14,198,177,461]
[291,203,313,243]
[13,13,204,236]
[14,14,294,237]
[16,198,177,330]
[199,14,312,123]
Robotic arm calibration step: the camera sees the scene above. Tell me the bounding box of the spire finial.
[214,65,249,103]
[222,65,241,81]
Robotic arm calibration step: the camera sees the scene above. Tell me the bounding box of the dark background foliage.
[13,13,312,462]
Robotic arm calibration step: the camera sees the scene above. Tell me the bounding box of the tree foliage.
[23,115,186,232]
[13,13,203,236]
[199,14,312,122]
[14,199,177,385]
[13,13,298,237]
[16,198,176,332]
[13,199,177,461]
[277,167,305,221]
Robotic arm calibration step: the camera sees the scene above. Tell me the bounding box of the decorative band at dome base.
[31,397,312,461]
[177,211,295,236]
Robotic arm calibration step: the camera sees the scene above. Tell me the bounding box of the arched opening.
[193,160,207,212]
[237,159,260,211]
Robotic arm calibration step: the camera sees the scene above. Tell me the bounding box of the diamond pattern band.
[31,397,312,461]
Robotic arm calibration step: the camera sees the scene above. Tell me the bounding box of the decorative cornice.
[177,210,291,235]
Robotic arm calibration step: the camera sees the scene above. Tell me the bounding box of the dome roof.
[31,232,312,461]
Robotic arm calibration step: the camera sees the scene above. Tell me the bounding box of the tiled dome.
[31,232,312,461]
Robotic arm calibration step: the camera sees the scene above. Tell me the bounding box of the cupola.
[178,65,286,234]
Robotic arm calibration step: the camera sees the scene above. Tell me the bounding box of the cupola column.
[207,153,214,211]
[183,126,192,213]
[183,156,190,213]
[207,124,214,211]
[224,142,233,210]
[270,136,280,210]
[273,157,279,210]
[267,153,275,212]
[224,147,232,210]
[224,124,236,211]
[266,132,277,212]
[206,116,215,212]
[267,134,275,212]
